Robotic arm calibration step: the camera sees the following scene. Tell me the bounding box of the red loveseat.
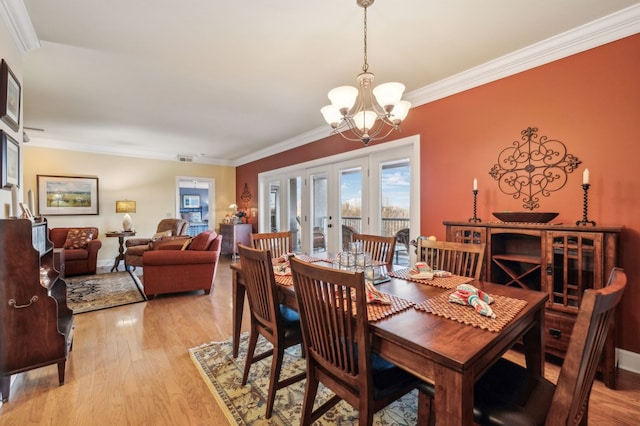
[49,227,102,276]
[142,230,222,299]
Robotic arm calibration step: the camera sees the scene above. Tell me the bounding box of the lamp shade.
[328,86,358,111]
[372,82,405,108]
[116,200,136,213]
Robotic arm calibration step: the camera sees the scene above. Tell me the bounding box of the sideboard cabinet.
[0,219,75,402]
[444,221,622,389]
[219,223,252,257]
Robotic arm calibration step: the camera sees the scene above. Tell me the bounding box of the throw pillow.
[180,238,193,250]
[63,228,94,249]
[189,230,216,251]
[152,230,173,240]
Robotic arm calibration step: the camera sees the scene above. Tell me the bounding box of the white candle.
[473,178,478,191]
[28,189,35,214]
[11,184,19,218]
[582,168,590,185]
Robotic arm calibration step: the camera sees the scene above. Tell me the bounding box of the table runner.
[414,289,528,332]
[388,268,474,289]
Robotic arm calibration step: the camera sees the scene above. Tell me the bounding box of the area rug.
[189,333,418,425]
[66,271,147,314]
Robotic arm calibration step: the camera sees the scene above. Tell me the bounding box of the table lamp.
[116,200,136,231]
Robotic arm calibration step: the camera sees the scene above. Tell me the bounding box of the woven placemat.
[274,274,293,286]
[388,268,474,289]
[367,294,415,322]
[414,289,528,332]
[294,254,324,263]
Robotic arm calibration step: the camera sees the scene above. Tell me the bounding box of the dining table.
[229,256,547,426]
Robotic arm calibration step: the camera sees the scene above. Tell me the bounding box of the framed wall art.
[0,59,21,131]
[37,175,100,216]
[182,194,200,208]
[1,130,19,189]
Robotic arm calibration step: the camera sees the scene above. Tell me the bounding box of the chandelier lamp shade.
[321,0,411,146]
[116,199,136,232]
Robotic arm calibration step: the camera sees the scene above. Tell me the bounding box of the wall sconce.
[116,200,136,231]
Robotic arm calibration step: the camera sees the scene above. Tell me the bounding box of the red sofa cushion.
[188,230,218,251]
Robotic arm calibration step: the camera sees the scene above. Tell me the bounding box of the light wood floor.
[1,256,639,425]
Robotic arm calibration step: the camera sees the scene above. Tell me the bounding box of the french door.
[258,136,419,258]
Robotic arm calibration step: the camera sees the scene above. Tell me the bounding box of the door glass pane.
[380,160,410,238]
[269,182,280,232]
[288,177,302,252]
[311,173,328,253]
[340,167,362,250]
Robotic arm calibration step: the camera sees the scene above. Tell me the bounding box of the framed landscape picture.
[1,130,19,189]
[37,175,99,215]
[0,59,21,131]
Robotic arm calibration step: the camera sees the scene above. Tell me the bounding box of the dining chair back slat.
[417,239,485,281]
[353,233,396,267]
[290,257,421,425]
[250,231,293,259]
[237,243,304,419]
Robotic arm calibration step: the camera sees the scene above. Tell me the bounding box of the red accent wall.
[238,34,640,353]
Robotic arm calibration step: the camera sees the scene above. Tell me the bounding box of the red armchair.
[49,227,102,276]
[142,230,222,299]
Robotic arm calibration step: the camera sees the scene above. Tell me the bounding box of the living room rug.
[189,333,418,425]
[66,271,147,314]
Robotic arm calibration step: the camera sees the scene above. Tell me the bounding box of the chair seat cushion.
[63,248,89,261]
[473,358,555,426]
[279,305,300,324]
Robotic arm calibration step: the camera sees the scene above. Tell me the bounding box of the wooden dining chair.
[250,230,293,259]
[237,243,305,419]
[353,233,396,267]
[290,257,421,426]
[418,267,627,425]
[417,239,485,280]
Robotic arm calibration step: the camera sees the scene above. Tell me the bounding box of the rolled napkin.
[348,282,391,305]
[273,263,291,276]
[449,286,496,319]
[365,281,391,305]
[456,283,494,304]
[409,262,452,280]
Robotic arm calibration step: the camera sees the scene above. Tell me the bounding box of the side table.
[105,230,137,271]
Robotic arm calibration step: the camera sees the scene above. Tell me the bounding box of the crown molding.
[0,0,39,53]
[234,3,640,167]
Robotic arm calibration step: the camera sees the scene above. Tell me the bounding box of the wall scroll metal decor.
[489,127,581,210]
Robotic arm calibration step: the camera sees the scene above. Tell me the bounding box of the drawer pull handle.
[8,296,39,309]
[549,328,562,339]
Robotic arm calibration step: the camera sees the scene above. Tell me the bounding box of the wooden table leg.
[231,267,245,358]
[433,366,474,426]
[522,307,545,376]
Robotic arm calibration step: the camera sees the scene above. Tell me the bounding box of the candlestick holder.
[576,183,596,226]
[468,190,481,223]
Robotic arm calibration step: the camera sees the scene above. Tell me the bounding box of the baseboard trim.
[617,348,640,374]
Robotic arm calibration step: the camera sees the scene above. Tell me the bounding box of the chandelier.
[321,0,411,146]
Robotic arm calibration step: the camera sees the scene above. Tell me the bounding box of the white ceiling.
[16,0,640,165]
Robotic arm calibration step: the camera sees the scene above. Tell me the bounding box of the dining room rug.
[66,271,147,314]
[189,333,419,425]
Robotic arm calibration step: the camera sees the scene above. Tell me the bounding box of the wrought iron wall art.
[488,127,581,210]
[240,182,252,208]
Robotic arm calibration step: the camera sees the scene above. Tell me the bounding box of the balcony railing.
[341,217,410,237]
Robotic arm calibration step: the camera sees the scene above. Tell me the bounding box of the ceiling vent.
[177,154,193,162]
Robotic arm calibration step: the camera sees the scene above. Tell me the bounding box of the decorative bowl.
[492,212,559,223]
